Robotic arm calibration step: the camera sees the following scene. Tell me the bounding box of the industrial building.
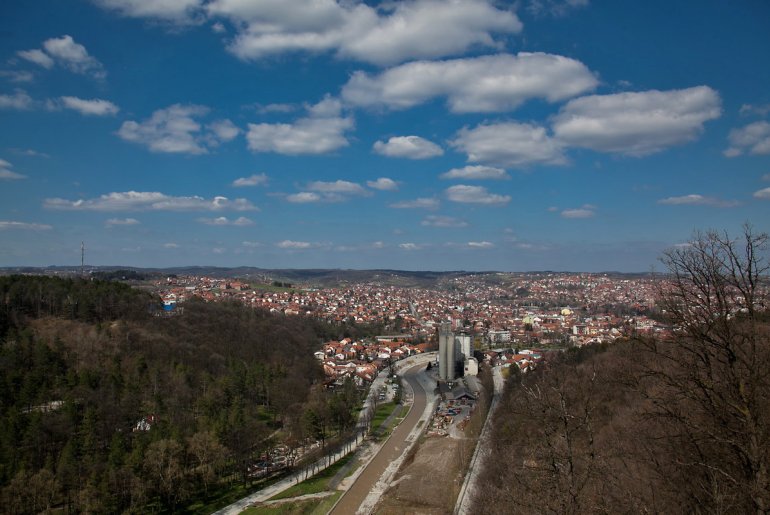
[437,323,478,381]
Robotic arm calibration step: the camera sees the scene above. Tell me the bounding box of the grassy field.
[370,402,397,433]
[269,453,356,501]
[242,491,342,515]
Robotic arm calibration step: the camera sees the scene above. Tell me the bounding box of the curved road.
[330,362,429,514]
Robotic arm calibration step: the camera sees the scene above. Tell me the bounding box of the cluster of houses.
[315,337,429,386]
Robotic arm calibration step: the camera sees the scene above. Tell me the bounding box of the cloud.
[753,187,770,200]
[343,52,596,113]
[0,70,35,83]
[105,217,140,227]
[552,86,722,155]
[249,103,297,114]
[657,194,739,207]
[286,192,322,203]
[561,205,596,218]
[17,49,54,68]
[0,221,52,231]
[0,89,34,110]
[19,36,106,79]
[207,119,240,142]
[724,121,770,157]
[232,173,268,187]
[527,0,589,17]
[452,122,566,167]
[440,165,509,180]
[307,179,368,195]
[373,135,443,159]
[11,148,49,158]
[198,216,254,226]
[467,241,494,248]
[276,240,314,249]
[287,179,370,203]
[44,191,257,211]
[92,0,204,22]
[739,103,770,117]
[247,96,353,155]
[762,174,770,182]
[118,104,235,154]
[366,177,399,191]
[399,242,421,250]
[59,96,119,116]
[163,242,180,248]
[212,0,522,66]
[421,215,468,228]
[242,241,261,247]
[445,185,510,205]
[389,197,439,209]
[0,159,26,180]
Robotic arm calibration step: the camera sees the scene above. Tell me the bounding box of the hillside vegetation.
[0,275,347,513]
[474,226,770,513]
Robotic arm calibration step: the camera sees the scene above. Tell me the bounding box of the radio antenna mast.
[81,241,85,277]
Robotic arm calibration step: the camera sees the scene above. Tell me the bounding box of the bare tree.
[647,224,770,513]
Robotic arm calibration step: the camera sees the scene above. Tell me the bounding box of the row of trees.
[0,276,363,513]
[474,226,770,513]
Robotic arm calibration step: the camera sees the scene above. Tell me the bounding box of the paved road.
[330,362,429,515]
[454,366,505,515]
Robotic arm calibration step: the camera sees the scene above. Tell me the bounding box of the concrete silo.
[438,323,455,381]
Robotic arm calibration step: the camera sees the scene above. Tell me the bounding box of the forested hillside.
[473,228,770,513]
[0,275,339,513]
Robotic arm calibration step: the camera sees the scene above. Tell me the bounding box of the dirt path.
[329,363,428,515]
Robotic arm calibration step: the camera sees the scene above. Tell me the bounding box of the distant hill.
[0,266,657,289]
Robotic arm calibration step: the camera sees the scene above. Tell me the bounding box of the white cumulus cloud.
[752,187,770,200]
[207,119,240,142]
[366,177,399,191]
[287,179,370,203]
[247,96,353,155]
[232,173,268,187]
[421,215,468,227]
[440,165,509,180]
[552,86,722,155]
[105,217,140,227]
[657,194,739,207]
[389,197,439,209]
[445,185,510,205]
[373,135,443,159]
[92,0,204,22]
[44,191,257,211]
[724,121,770,157]
[20,35,106,79]
[286,192,322,203]
[0,89,34,110]
[343,52,596,112]
[0,159,26,180]
[561,205,596,218]
[17,49,54,69]
[118,104,236,154]
[212,0,522,66]
[198,216,254,226]
[0,221,52,230]
[59,96,119,116]
[276,240,314,249]
[452,122,566,168]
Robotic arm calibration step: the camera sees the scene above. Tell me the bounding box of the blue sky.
[1,0,769,272]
